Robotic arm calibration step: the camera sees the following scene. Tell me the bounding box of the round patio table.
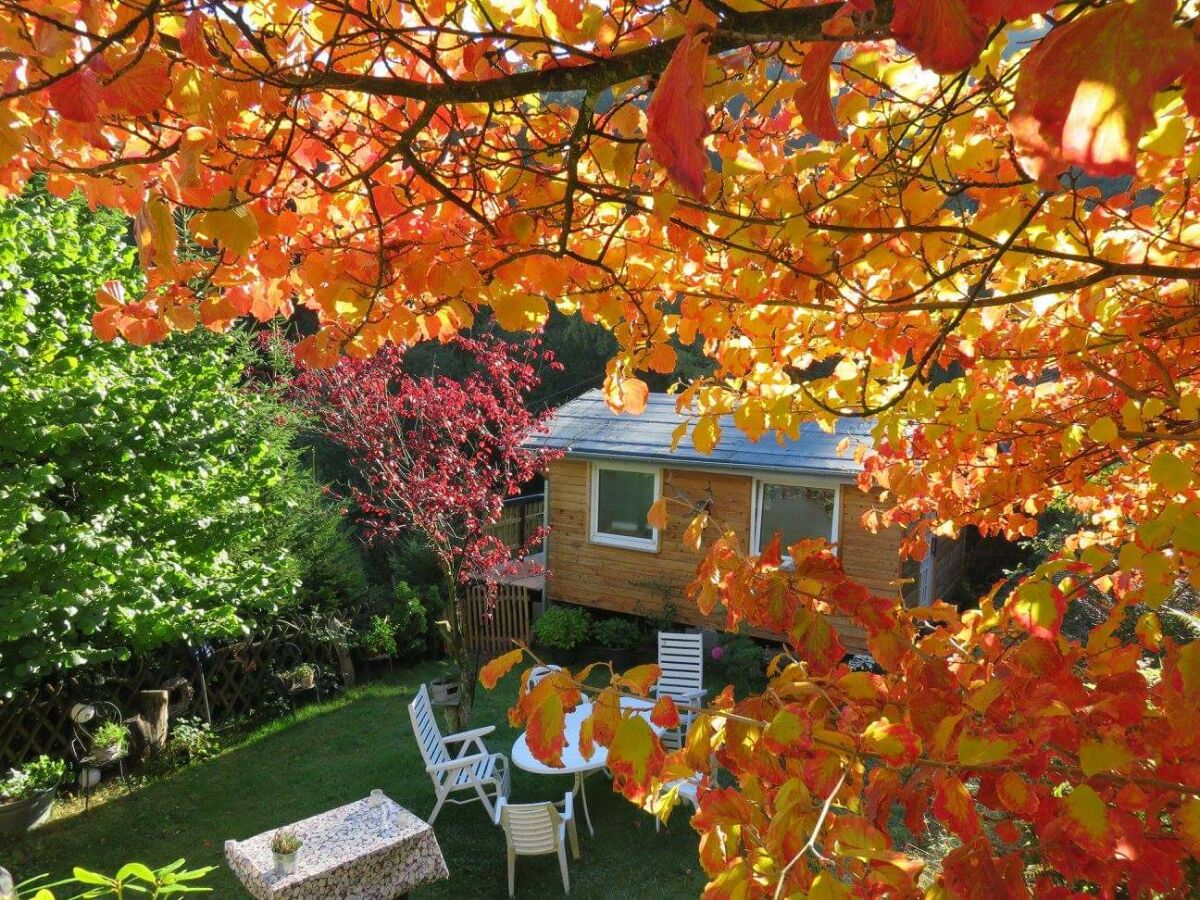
[511,695,659,836]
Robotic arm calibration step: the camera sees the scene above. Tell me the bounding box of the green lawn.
[3,662,706,897]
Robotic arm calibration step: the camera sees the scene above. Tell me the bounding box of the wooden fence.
[486,494,545,552]
[0,636,338,771]
[461,584,533,658]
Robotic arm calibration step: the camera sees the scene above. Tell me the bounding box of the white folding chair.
[655,631,707,749]
[525,664,562,692]
[408,683,510,823]
[494,792,580,897]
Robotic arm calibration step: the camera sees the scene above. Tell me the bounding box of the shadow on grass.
[1,662,704,898]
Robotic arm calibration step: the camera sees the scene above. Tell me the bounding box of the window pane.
[759,483,835,549]
[595,468,655,540]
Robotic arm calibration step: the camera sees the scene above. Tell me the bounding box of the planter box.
[0,786,56,840]
[580,644,635,672]
[538,645,580,667]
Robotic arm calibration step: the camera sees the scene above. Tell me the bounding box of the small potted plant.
[280,663,316,692]
[533,605,591,666]
[271,829,302,876]
[588,617,643,671]
[359,615,398,661]
[91,721,129,765]
[430,661,461,705]
[0,756,65,839]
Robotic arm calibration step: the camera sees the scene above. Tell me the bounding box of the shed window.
[589,463,660,551]
[752,479,839,555]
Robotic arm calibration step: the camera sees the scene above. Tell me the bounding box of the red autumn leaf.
[101,55,172,117]
[940,836,1022,900]
[1009,0,1194,187]
[646,26,711,198]
[547,0,582,32]
[793,41,842,141]
[607,713,665,804]
[47,69,99,123]
[967,0,1055,23]
[181,11,217,66]
[651,694,681,729]
[892,0,991,75]
[933,772,981,839]
[479,648,525,689]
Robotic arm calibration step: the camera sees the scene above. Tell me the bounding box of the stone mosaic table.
[225,795,449,899]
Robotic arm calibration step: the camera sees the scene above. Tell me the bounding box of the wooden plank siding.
[544,459,904,654]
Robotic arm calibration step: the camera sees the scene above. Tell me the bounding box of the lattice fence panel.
[0,636,334,770]
[462,584,533,659]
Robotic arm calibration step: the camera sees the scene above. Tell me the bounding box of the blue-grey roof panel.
[529,390,874,479]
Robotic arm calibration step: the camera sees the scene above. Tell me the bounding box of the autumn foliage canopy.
[5,0,1200,894]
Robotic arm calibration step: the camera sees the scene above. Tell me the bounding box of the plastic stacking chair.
[494,791,580,896]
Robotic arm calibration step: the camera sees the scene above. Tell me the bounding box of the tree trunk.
[334,641,356,688]
[137,690,169,751]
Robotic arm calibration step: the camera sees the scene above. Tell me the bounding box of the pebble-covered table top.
[225,795,449,899]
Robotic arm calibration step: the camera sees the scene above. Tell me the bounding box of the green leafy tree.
[0,189,309,687]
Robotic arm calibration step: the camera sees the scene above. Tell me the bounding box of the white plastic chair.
[408,683,511,823]
[655,631,707,749]
[494,791,580,897]
[525,664,562,692]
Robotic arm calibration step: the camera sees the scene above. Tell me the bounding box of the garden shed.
[529,391,965,653]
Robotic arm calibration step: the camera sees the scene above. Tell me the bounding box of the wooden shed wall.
[544,459,903,654]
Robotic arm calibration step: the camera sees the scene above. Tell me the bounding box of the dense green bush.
[590,617,642,649]
[0,188,351,688]
[534,605,591,650]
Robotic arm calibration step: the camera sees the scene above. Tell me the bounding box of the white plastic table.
[511,695,659,836]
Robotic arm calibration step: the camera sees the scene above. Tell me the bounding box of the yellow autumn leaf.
[492,290,549,331]
[1079,738,1135,777]
[646,497,669,530]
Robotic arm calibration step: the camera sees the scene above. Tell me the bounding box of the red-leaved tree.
[290,334,561,726]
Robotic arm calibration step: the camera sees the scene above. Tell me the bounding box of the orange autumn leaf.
[892,0,990,74]
[181,11,217,66]
[608,713,665,804]
[614,663,661,696]
[100,54,172,117]
[860,718,922,767]
[651,694,681,729]
[646,497,669,531]
[479,648,525,689]
[793,41,841,141]
[646,26,711,198]
[1009,0,1194,186]
[590,686,625,747]
[524,678,566,767]
[996,772,1039,817]
[616,376,649,414]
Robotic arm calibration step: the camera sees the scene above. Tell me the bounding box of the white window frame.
[589,461,661,553]
[749,474,842,558]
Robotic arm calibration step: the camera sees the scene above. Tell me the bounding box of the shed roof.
[530,390,874,480]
